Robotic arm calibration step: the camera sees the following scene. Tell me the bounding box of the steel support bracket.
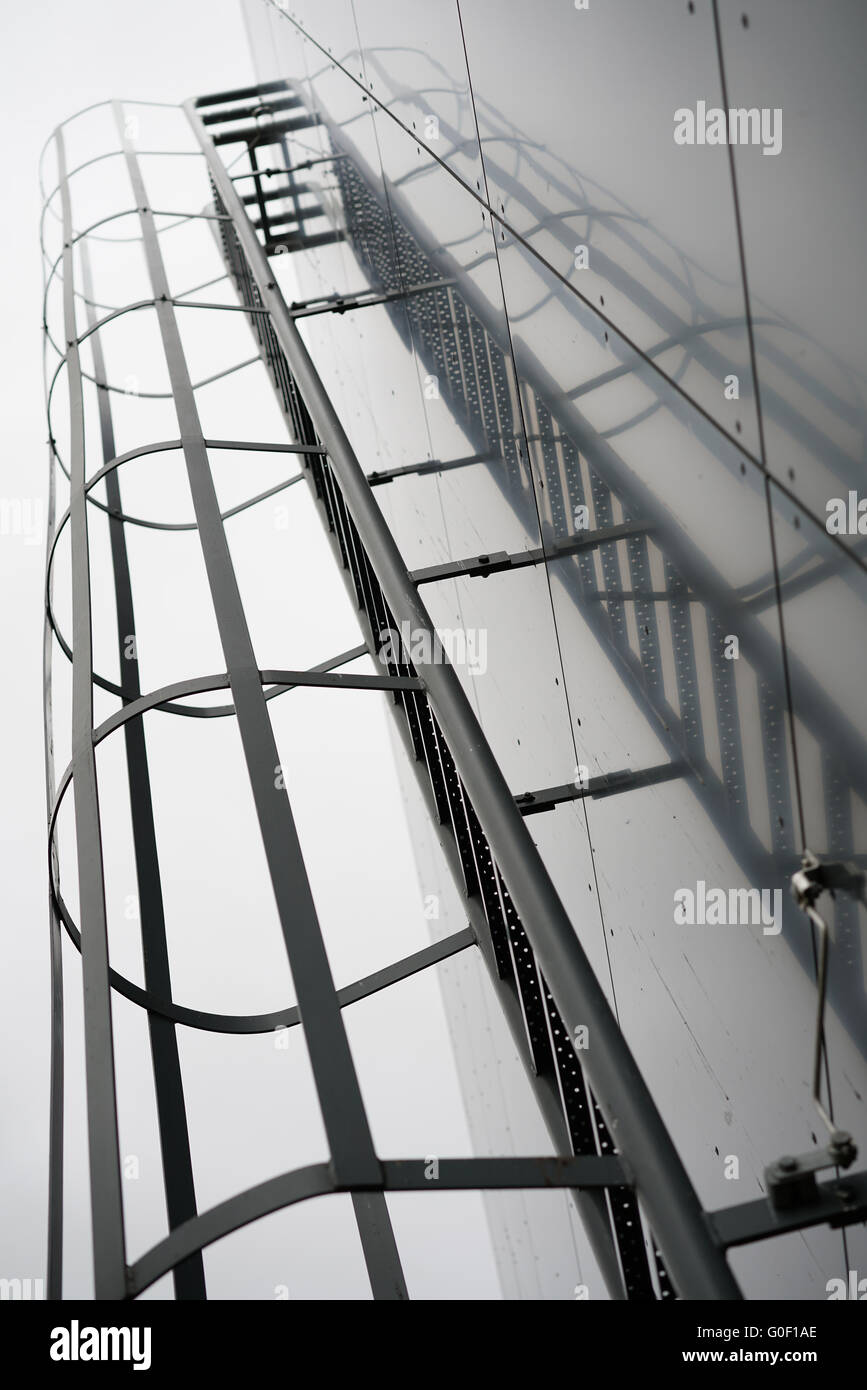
[791,848,867,911]
[382,1154,630,1191]
[516,761,685,815]
[784,848,864,1153]
[410,523,650,586]
[368,453,493,486]
[708,1166,867,1249]
[765,1134,857,1212]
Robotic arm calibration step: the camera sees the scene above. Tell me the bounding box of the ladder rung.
[242,182,313,206]
[213,115,318,146]
[195,79,290,109]
[251,204,324,232]
[202,94,301,127]
[264,229,345,255]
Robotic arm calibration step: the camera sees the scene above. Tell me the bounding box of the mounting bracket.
[761,849,865,1200]
[765,1132,857,1213]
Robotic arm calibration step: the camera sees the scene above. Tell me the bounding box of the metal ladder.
[40,81,867,1302]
